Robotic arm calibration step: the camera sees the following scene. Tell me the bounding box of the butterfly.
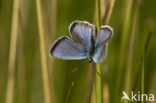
[49,21,113,63]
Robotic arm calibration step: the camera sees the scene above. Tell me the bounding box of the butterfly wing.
[69,21,96,51]
[49,36,87,60]
[92,25,113,63]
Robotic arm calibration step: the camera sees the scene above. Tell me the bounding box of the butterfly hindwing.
[92,25,113,63]
[49,36,88,60]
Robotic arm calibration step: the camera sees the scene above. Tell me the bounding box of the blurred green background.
[0,0,156,103]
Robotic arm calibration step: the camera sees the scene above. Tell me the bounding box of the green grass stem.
[141,32,152,103]
[95,0,103,103]
[95,64,103,103]
[125,2,138,95]
[141,51,144,103]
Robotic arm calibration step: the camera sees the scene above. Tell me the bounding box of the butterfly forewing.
[92,25,113,63]
[69,21,96,50]
[96,25,113,48]
[49,36,87,60]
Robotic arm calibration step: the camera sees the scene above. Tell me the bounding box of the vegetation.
[0,0,156,103]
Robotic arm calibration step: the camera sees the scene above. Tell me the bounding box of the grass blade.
[83,63,96,103]
[65,82,75,103]
[17,0,30,102]
[5,0,20,102]
[36,0,52,103]
[124,2,138,96]
[95,0,103,102]
[102,0,116,25]
[141,31,152,103]
[95,64,103,103]
[96,0,100,30]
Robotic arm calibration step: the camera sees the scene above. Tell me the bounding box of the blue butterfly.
[49,21,113,63]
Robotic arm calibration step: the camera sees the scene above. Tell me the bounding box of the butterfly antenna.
[72,60,88,72]
[95,68,101,78]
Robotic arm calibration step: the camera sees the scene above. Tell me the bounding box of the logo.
[121,91,155,102]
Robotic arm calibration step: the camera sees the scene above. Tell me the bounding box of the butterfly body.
[49,21,113,63]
